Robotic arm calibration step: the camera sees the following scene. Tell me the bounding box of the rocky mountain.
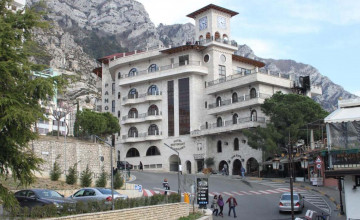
[27,0,356,112]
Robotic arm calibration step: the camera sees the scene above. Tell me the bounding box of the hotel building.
[97,4,321,175]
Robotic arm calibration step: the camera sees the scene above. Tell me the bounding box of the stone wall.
[31,136,114,184]
[44,202,189,220]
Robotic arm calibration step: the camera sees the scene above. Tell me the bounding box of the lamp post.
[164,143,181,195]
[94,135,114,210]
[300,155,308,182]
[272,156,280,177]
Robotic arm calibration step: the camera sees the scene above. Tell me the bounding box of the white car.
[279,192,305,213]
[70,188,128,204]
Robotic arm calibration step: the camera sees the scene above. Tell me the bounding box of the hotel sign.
[171,139,185,150]
[197,178,209,206]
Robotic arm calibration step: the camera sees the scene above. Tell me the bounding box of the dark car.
[117,161,133,170]
[15,189,76,210]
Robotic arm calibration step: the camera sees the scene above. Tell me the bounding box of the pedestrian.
[139,161,143,171]
[211,195,219,216]
[226,195,237,218]
[162,178,170,195]
[241,166,245,179]
[217,194,224,217]
[223,164,228,175]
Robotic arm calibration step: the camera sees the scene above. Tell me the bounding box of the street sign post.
[135,184,142,192]
[197,178,208,209]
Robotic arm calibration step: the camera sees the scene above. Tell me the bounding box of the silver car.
[69,188,128,204]
[279,192,305,213]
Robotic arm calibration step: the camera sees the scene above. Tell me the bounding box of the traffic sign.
[135,184,142,192]
[315,156,322,164]
[316,164,321,169]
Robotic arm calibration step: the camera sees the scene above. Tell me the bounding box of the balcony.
[122,91,162,105]
[121,112,162,124]
[325,149,360,177]
[205,70,292,95]
[207,93,271,115]
[190,117,266,137]
[121,131,163,143]
[119,61,208,86]
[198,37,238,51]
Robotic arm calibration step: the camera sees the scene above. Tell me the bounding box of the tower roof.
[186,4,238,18]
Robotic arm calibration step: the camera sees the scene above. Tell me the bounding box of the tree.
[0,1,67,208]
[95,166,107,187]
[113,171,123,189]
[80,165,92,187]
[50,159,62,181]
[243,92,328,158]
[66,164,78,185]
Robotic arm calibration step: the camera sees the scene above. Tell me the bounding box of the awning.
[324,106,360,123]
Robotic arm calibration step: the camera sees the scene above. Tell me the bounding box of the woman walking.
[212,195,219,216]
[217,194,224,217]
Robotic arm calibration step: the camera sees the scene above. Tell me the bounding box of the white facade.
[99,4,319,175]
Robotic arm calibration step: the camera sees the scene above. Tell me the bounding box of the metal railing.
[122,111,162,121]
[199,117,266,130]
[122,91,162,102]
[208,93,271,109]
[122,131,162,140]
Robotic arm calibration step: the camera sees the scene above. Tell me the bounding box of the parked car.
[69,188,128,204]
[117,161,133,170]
[14,189,76,211]
[279,192,305,213]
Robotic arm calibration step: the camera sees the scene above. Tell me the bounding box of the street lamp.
[300,155,308,182]
[272,156,280,170]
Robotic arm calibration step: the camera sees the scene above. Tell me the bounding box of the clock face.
[217,16,226,29]
[199,16,207,31]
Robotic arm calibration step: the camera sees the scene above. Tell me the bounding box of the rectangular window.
[112,100,115,113]
[236,66,242,74]
[179,55,189,66]
[179,78,190,135]
[167,81,174,136]
[112,83,115,95]
[219,65,226,78]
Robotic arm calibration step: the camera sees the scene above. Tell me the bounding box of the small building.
[324,98,360,220]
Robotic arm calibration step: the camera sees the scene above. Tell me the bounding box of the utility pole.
[288,131,295,220]
[164,143,181,194]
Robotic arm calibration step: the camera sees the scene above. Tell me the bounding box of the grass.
[178,212,203,220]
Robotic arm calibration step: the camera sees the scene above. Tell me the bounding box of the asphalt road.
[131,171,340,220]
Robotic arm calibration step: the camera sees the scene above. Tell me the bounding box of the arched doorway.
[186,161,191,174]
[232,159,242,175]
[169,154,181,172]
[218,160,228,174]
[246,158,259,176]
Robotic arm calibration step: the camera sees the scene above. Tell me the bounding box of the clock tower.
[187,4,238,43]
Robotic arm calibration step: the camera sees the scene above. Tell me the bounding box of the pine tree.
[95,166,107,187]
[80,165,93,187]
[113,171,123,189]
[66,164,77,185]
[50,161,62,181]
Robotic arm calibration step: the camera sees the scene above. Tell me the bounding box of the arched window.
[128,127,138,137]
[251,110,257,121]
[118,92,121,99]
[206,32,211,40]
[223,34,229,41]
[118,72,121,79]
[215,32,220,41]
[148,105,159,116]
[147,85,159,95]
[250,88,257,99]
[117,110,121,118]
[128,108,138,118]
[146,146,161,156]
[148,64,158,73]
[126,148,140,157]
[217,140,222,153]
[217,117,223,127]
[216,97,222,107]
[148,124,159,135]
[128,68,137,77]
[232,113,238,124]
[234,138,239,151]
[128,88,138,99]
[232,92,238,103]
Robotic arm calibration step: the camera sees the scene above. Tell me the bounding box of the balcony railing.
[329,150,360,170]
[199,117,266,130]
[122,91,162,102]
[122,111,162,121]
[208,93,271,109]
[122,131,162,140]
[198,37,238,47]
[120,61,202,79]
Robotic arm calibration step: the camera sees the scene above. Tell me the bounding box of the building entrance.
[196,159,204,172]
[186,161,191,174]
[169,154,181,171]
[232,159,242,175]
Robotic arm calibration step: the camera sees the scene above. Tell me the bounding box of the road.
[131,171,340,220]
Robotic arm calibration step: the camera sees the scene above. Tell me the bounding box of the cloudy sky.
[137,0,360,96]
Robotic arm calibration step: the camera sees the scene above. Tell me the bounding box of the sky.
[137,0,360,96]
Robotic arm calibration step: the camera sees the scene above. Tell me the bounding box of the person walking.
[226,195,238,218]
[162,178,170,195]
[223,163,228,175]
[139,161,143,171]
[217,194,224,217]
[241,166,245,179]
[211,195,219,216]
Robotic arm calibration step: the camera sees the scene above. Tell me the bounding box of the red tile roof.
[187,4,238,18]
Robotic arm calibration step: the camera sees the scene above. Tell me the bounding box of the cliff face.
[27,0,356,112]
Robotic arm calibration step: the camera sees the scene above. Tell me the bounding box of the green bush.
[66,164,78,185]
[113,171,123,189]
[169,193,181,203]
[30,204,57,218]
[80,165,92,187]
[178,212,203,220]
[95,166,107,187]
[50,161,62,181]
